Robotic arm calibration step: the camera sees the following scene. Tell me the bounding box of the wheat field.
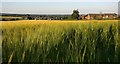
[1,20,120,63]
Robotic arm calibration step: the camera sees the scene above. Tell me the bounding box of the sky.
[1,0,120,2]
[1,0,119,14]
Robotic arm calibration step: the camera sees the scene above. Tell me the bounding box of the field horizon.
[1,0,120,63]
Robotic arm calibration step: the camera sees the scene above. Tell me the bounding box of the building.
[81,13,118,20]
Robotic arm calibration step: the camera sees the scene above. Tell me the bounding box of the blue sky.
[1,2,118,14]
[1,0,120,2]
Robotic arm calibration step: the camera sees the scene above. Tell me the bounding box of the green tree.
[71,9,79,20]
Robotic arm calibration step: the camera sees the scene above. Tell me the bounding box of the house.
[79,15,86,20]
[81,13,117,20]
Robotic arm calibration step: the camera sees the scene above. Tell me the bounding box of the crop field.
[1,20,120,63]
[0,16,23,21]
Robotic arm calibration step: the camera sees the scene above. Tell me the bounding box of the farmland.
[1,20,120,63]
[0,16,23,21]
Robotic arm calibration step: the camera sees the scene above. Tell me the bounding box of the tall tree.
[71,9,79,20]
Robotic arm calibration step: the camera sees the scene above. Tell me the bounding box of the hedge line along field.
[1,20,120,63]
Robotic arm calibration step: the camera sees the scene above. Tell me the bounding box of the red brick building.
[80,13,117,20]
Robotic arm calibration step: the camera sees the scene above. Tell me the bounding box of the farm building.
[80,13,118,20]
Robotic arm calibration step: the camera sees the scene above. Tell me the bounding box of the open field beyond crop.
[1,20,120,63]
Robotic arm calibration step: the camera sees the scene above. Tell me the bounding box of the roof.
[87,13,117,15]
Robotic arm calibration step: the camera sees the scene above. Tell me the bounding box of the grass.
[0,16,22,19]
[0,16,23,21]
[1,20,119,63]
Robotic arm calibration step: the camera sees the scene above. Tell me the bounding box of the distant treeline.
[1,13,71,21]
[1,12,120,21]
